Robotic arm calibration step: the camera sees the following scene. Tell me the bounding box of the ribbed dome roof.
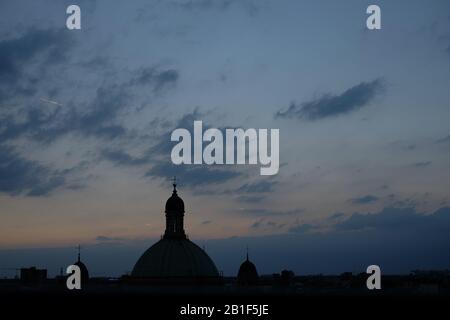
[131,238,219,278]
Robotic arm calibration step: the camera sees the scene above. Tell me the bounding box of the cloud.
[238,207,303,217]
[289,223,315,233]
[146,108,203,157]
[413,161,432,167]
[236,180,277,193]
[235,195,264,203]
[2,84,131,143]
[251,218,285,230]
[129,108,242,187]
[436,135,450,144]
[169,0,260,15]
[275,78,385,121]
[349,195,379,205]
[1,66,179,144]
[129,67,179,93]
[336,207,450,232]
[0,28,72,103]
[384,193,422,208]
[100,149,149,166]
[66,66,179,140]
[328,212,345,220]
[99,109,244,187]
[96,235,125,242]
[0,29,179,145]
[145,162,241,187]
[0,144,66,196]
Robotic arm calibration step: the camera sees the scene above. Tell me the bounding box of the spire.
[77,244,81,262]
[172,176,177,194]
[246,246,249,261]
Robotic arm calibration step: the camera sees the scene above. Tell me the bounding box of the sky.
[1,0,450,277]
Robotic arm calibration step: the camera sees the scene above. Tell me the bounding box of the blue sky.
[0,0,450,276]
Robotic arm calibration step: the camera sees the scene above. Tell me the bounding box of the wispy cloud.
[0,145,67,196]
[336,207,450,232]
[436,135,450,144]
[349,195,379,205]
[275,78,385,121]
[413,161,432,168]
[0,28,73,103]
[238,207,303,216]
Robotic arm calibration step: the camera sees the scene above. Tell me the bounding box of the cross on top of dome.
[172,176,177,194]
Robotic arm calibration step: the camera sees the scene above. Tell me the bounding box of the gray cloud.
[169,0,260,15]
[0,28,179,145]
[0,28,72,103]
[129,67,179,93]
[436,135,450,144]
[383,193,428,209]
[236,180,277,193]
[98,109,243,187]
[0,84,131,143]
[0,144,66,196]
[145,108,203,157]
[336,207,450,232]
[235,195,264,203]
[328,212,345,220]
[145,161,241,187]
[413,161,432,168]
[251,218,285,230]
[275,78,385,121]
[289,223,315,233]
[238,207,303,217]
[96,235,125,242]
[349,194,379,205]
[100,149,149,167]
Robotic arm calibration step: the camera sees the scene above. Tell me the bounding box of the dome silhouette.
[237,252,258,285]
[131,182,219,281]
[74,246,89,283]
[132,238,218,278]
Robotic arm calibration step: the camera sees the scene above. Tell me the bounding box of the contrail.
[39,97,64,106]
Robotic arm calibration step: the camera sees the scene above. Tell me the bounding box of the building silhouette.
[131,182,220,283]
[74,245,89,284]
[237,250,259,285]
[20,267,47,285]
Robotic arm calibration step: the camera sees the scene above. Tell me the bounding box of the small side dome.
[165,183,185,213]
[73,246,89,283]
[74,260,89,283]
[237,255,259,285]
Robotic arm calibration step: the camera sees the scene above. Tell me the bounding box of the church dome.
[73,246,89,283]
[131,238,219,278]
[237,255,258,285]
[74,260,89,282]
[131,181,219,280]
